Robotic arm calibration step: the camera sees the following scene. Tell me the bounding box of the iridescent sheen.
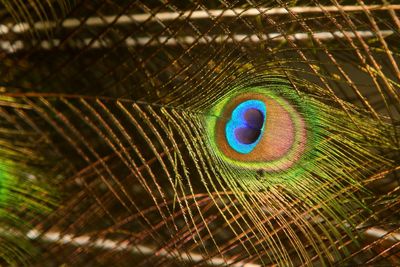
[225,100,266,154]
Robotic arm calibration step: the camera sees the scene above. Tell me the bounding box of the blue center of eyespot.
[225,100,267,154]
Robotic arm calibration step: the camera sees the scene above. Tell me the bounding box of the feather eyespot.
[206,83,307,172]
[225,99,266,154]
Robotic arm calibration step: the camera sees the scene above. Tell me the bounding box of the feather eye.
[207,81,307,172]
[223,99,267,154]
[203,74,391,190]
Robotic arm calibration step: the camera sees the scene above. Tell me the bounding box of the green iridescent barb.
[0,155,55,265]
[205,76,391,185]
[194,74,392,264]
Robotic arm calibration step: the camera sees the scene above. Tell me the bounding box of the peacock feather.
[0,0,399,266]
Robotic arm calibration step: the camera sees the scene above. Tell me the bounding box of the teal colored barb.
[225,100,267,154]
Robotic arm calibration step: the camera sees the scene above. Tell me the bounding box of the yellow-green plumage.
[0,0,399,266]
